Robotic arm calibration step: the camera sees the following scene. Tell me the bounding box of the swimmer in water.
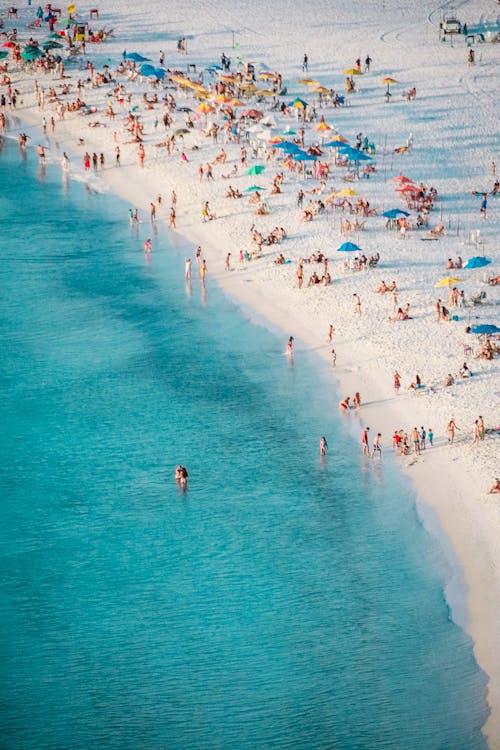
[175,465,189,485]
[320,436,328,455]
[287,336,294,354]
[144,238,152,254]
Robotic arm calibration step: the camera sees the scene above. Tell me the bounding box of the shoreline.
[4,12,499,744]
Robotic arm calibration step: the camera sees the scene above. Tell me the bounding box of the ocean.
[0,138,489,749]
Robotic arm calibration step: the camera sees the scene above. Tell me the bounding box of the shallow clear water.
[0,140,489,749]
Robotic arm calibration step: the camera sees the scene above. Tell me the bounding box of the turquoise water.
[0,139,489,749]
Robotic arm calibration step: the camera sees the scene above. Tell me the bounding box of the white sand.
[2,0,499,743]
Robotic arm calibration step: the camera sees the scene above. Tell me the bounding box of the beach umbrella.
[313,86,330,94]
[140,63,157,76]
[337,241,362,252]
[435,277,462,287]
[343,68,363,75]
[289,97,308,108]
[60,18,77,25]
[247,165,266,175]
[324,135,349,146]
[257,89,275,97]
[124,52,151,63]
[154,68,166,80]
[380,77,398,84]
[389,174,414,183]
[383,209,410,218]
[244,185,265,193]
[0,51,8,59]
[259,71,276,79]
[196,102,215,114]
[21,49,43,60]
[292,152,318,161]
[272,142,301,152]
[242,109,264,119]
[336,188,357,197]
[470,324,500,335]
[177,106,193,113]
[1,41,16,47]
[297,78,318,86]
[314,121,332,132]
[42,40,64,50]
[174,128,190,137]
[282,128,296,135]
[464,256,491,269]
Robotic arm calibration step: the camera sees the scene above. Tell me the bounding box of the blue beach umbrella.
[288,97,308,108]
[470,324,500,335]
[464,256,491,269]
[337,241,363,253]
[292,152,318,161]
[140,63,157,76]
[383,208,410,219]
[154,68,167,80]
[271,141,301,152]
[125,52,151,63]
[338,145,371,161]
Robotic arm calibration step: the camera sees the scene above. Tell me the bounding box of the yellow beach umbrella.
[435,277,462,287]
[259,71,276,79]
[336,188,357,197]
[327,134,348,143]
[196,102,215,114]
[258,89,276,97]
[343,68,362,75]
[380,77,398,84]
[313,86,330,94]
[324,191,338,204]
[298,77,316,85]
[229,98,245,106]
[314,121,332,132]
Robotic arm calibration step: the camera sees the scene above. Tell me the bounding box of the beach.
[2,0,499,744]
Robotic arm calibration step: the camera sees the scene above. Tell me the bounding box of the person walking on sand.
[115,145,120,166]
[371,432,382,458]
[169,206,176,228]
[297,263,304,289]
[362,427,370,455]
[478,415,485,441]
[447,419,459,445]
[225,252,231,271]
[353,293,361,315]
[150,202,156,222]
[419,426,426,450]
[393,371,401,394]
[185,257,192,281]
[320,436,328,456]
[353,392,361,409]
[480,193,487,219]
[302,53,308,72]
[411,427,420,455]
[138,143,145,167]
[327,324,335,343]
[428,427,433,447]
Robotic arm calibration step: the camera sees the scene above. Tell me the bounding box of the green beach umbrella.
[42,40,64,50]
[0,51,8,60]
[247,165,266,175]
[244,185,265,192]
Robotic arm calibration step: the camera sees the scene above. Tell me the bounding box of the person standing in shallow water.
[320,436,328,455]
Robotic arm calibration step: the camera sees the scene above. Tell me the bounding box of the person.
[489,478,500,494]
[297,264,304,289]
[319,436,328,456]
[362,426,370,455]
[225,252,231,271]
[327,324,335,343]
[419,426,426,450]
[115,145,120,166]
[480,192,487,219]
[353,392,361,409]
[150,202,156,221]
[286,336,294,354]
[185,257,192,281]
[365,54,372,72]
[339,396,350,410]
[200,259,207,284]
[371,432,382,458]
[144,238,152,254]
[302,53,308,72]
[353,292,361,315]
[428,427,433,447]
[444,372,454,387]
[393,371,401,394]
[175,465,188,485]
[458,362,471,378]
[331,348,336,367]
[447,419,459,445]
[411,427,420,455]
[478,415,485,441]
[468,48,475,65]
